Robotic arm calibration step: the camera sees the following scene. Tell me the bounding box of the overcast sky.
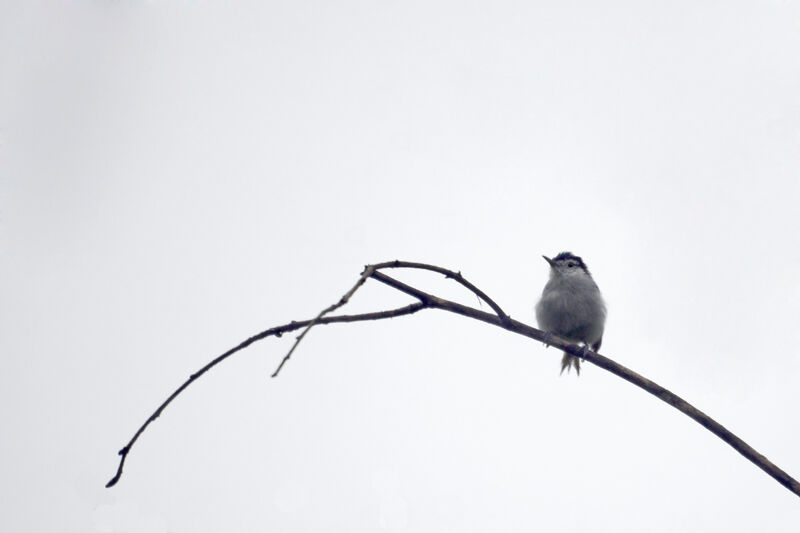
[2,1,800,531]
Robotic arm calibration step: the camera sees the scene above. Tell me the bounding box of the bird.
[535,252,606,375]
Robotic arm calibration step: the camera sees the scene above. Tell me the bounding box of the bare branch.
[105,302,427,488]
[368,270,800,498]
[107,260,800,500]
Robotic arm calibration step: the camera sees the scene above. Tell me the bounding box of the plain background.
[2,1,800,531]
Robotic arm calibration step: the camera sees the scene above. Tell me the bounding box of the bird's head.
[543,251,592,279]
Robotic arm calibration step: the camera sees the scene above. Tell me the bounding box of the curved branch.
[370,260,511,324]
[368,270,800,498]
[107,260,800,500]
[105,302,427,488]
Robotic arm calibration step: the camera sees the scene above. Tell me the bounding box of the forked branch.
[106,261,800,500]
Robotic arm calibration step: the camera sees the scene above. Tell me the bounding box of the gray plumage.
[535,252,606,375]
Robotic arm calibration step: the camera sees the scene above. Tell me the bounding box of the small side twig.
[270,265,375,378]
[370,260,512,325]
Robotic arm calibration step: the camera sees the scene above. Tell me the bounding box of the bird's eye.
[568,262,575,268]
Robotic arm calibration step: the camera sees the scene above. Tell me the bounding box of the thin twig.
[105,302,427,488]
[270,265,375,378]
[270,261,510,378]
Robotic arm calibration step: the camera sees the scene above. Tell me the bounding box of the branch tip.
[106,300,427,487]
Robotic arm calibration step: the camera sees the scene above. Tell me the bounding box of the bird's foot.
[542,331,554,348]
[578,344,590,361]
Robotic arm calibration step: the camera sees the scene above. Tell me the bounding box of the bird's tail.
[560,352,581,376]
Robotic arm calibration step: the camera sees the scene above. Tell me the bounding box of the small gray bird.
[535,252,606,375]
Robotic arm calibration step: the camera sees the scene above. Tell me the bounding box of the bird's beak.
[542,255,554,267]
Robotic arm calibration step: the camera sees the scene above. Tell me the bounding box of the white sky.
[2,1,800,531]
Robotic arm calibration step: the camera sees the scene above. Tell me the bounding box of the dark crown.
[552,251,590,274]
